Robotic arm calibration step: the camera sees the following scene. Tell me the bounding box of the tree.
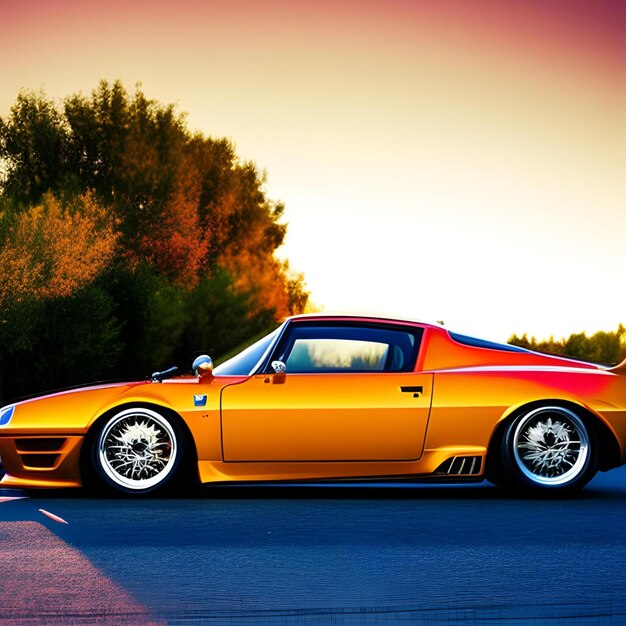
[509,325,626,365]
[0,81,308,402]
[0,91,69,206]
[0,192,121,399]
[0,191,118,305]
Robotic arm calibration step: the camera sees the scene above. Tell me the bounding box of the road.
[2,469,626,625]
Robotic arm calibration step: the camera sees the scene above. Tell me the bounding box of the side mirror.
[192,354,213,382]
[270,360,286,384]
[271,361,286,374]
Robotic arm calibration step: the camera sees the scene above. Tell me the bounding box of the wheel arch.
[486,398,622,478]
[80,401,199,487]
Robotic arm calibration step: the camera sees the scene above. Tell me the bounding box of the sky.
[1,0,624,341]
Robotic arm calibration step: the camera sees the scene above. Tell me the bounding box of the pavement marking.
[38,508,69,524]
[0,496,27,504]
[0,522,162,624]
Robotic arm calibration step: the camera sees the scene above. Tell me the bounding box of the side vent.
[20,454,60,469]
[15,438,66,452]
[15,438,67,470]
[435,456,482,476]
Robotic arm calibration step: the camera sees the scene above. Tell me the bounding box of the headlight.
[0,405,15,427]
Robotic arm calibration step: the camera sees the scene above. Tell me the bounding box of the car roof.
[284,313,602,371]
[285,312,444,330]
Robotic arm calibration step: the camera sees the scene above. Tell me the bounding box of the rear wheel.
[91,407,183,495]
[501,406,596,492]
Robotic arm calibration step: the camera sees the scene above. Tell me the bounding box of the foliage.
[0,192,118,305]
[509,325,626,365]
[0,81,308,402]
[0,91,70,204]
[1,284,122,400]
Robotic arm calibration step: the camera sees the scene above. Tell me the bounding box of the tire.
[500,405,597,493]
[90,407,184,495]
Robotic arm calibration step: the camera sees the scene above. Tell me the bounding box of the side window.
[276,324,422,373]
[287,338,389,372]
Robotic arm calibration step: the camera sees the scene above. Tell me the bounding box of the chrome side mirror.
[193,354,213,380]
[271,361,286,375]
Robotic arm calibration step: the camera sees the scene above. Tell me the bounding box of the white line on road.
[38,508,69,524]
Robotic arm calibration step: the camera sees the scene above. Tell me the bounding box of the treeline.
[0,81,308,402]
[509,325,626,365]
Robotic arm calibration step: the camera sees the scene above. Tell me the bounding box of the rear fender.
[489,398,622,472]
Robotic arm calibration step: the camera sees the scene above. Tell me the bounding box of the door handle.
[400,386,423,398]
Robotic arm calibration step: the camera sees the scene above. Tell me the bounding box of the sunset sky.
[1,0,624,341]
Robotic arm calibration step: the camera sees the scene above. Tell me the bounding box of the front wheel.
[90,407,183,495]
[501,406,597,492]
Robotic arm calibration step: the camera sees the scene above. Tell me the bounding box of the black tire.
[500,405,597,493]
[484,460,515,490]
[89,406,185,496]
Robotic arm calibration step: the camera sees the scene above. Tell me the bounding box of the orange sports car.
[1,314,625,495]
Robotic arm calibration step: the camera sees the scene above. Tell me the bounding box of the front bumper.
[0,435,84,489]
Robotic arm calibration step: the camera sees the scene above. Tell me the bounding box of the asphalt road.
[3,469,626,625]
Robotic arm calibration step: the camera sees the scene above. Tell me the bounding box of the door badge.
[194,394,208,407]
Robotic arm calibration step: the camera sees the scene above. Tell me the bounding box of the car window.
[213,328,280,376]
[276,324,421,373]
[287,338,389,372]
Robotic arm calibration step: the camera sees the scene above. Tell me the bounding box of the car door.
[220,321,433,462]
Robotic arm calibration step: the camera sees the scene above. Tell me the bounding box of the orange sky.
[1,0,625,341]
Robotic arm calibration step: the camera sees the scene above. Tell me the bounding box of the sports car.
[1,314,625,495]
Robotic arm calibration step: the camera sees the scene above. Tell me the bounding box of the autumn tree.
[0,192,118,305]
[0,192,121,396]
[0,81,308,401]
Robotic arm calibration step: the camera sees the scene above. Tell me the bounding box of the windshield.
[213,328,281,376]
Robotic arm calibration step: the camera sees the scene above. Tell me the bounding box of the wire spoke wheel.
[96,408,178,492]
[511,406,591,487]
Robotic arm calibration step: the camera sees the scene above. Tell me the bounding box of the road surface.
[2,469,626,624]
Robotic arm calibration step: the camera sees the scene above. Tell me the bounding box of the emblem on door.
[194,394,208,407]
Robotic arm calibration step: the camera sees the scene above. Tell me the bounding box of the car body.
[1,313,625,494]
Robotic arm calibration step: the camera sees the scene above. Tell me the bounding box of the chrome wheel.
[512,406,590,487]
[97,408,178,491]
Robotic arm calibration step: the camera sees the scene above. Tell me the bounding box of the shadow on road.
[5,477,626,503]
